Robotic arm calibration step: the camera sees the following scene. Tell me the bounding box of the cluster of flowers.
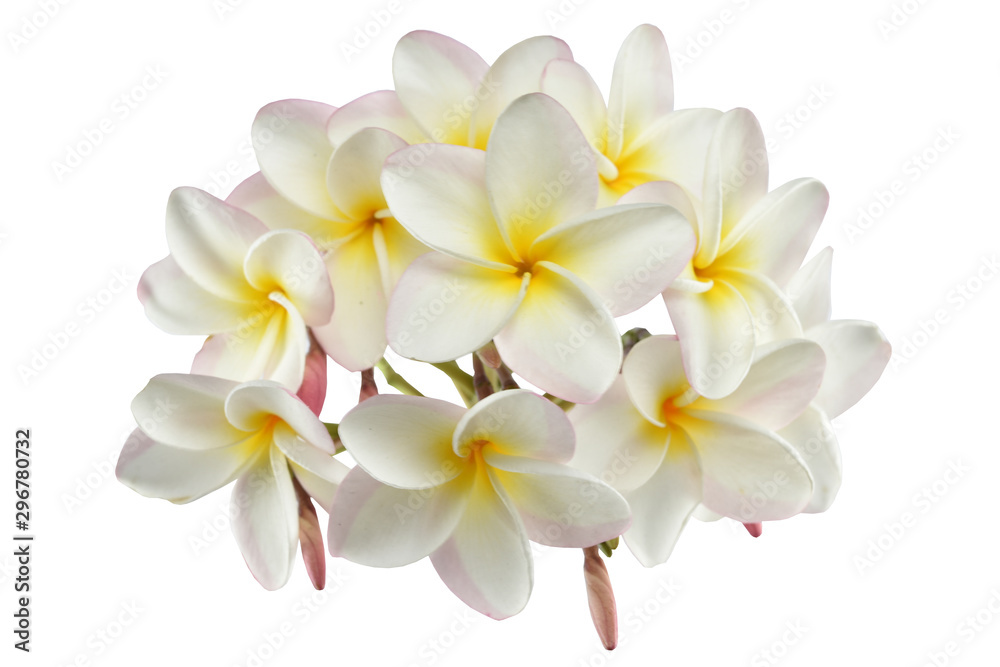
[118,25,890,629]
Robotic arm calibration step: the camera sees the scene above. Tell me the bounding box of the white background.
[2,0,999,665]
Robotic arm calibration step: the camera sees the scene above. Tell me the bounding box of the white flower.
[117,373,347,590]
[381,93,695,402]
[328,390,631,619]
[138,187,334,390]
[570,335,821,566]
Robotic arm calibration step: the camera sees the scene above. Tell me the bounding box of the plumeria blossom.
[382,93,696,403]
[570,334,822,567]
[116,365,348,590]
[621,108,829,399]
[138,186,334,390]
[542,24,721,206]
[328,390,631,619]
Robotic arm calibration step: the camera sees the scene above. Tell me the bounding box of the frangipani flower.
[138,186,334,390]
[541,24,721,206]
[328,390,631,619]
[116,371,348,590]
[570,334,821,566]
[382,93,696,402]
[621,108,829,399]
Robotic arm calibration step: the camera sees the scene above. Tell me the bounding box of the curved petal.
[231,444,299,591]
[225,381,334,453]
[379,216,430,289]
[430,470,532,619]
[116,428,258,504]
[453,390,574,462]
[621,335,690,427]
[243,230,334,326]
[716,178,829,287]
[226,172,346,242]
[338,394,466,489]
[131,374,243,449]
[569,375,670,493]
[677,411,812,522]
[607,24,674,160]
[532,203,695,316]
[663,278,754,400]
[327,127,408,220]
[486,93,598,257]
[717,268,803,344]
[494,262,622,404]
[786,247,833,330]
[484,452,630,548]
[329,466,471,567]
[272,424,347,490]
[808,319,891,418]
[326,90,426,148]
[392,30,489,145]
[164,187,265,302]
[617,179,699,228]
[778,405,841,513]
[540,59,608,153]
[622,427,702,567]
[138,256,253,335]
[382,144,515,268]
[470,35,574,149]
[387,253,529,363]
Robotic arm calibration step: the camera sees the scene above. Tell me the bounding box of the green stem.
[431,361,476,407]
[543,393,576,412]
[323,423,346,455]
[376,358,424,397]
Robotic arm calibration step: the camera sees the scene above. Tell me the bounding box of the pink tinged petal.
[329,466,471,567]
[622,427,702,567]
[532,203,695,317]
[494,262,622,404]
[326,127,408,220]
[716,178,830,287]
[744,522,763,538]
[252,99,339,219]
[569,375,670,493]
[326,90,426,148]
[296,340,328,416]
[453,390,575,462]
[131,374,243,449]
[226,172,340,239]
[243,230,334,326]
[392,31,489,145]
[786,247,833,330]
[430,469,533,619]
[663,280,754,400]
[583,546,618,651]
[470,35,574,149]
[164,186,266,301]
[293,478,326,590]
[693,339,826,431]
[716,268,803,344]
[483,451,631,548]
[115,428,258,504]
[232,444,299,591]
[622,335,691,426]
[778,405,842,513]
[387,253,529,363]
[338,394,466,489]
[311,227,388,372]
[138,256,252,335]
[290,462,341,512]
[606,24,674,160]
[541,59,608,153]
[381,144,516,268]
[808,319,891,418]
[486,93,599,257]
[225,381,335,453]
[676,411,812,522]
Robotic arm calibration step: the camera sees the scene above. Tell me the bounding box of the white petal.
[453,390,574,462]
[387,253,529,363]
[785,247,833,330]
[138,256,252,335]
[621,335,691,426]
[131,374,243,449]
[338,395,466,489]
[607,24,674,160]
[778,405,841,513]
[329,466,471,567]
[327,127,408,220]
[225,381,334,453]
[677,411,812,522]
[808,319,891,418]
[486,93,598,257]
[532,203,695,316]
[243,230,334,326]
[253,99,338,219]
[540,59,608,153]
[226,172,342,242]
[326,90,426,148]
[231,444,299,591]
[617,179,699,228]
[622,427,702,567]
[430,471,532,619]
[392,30,489,145]
[494,262,622,404]
[716,267,803,345]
